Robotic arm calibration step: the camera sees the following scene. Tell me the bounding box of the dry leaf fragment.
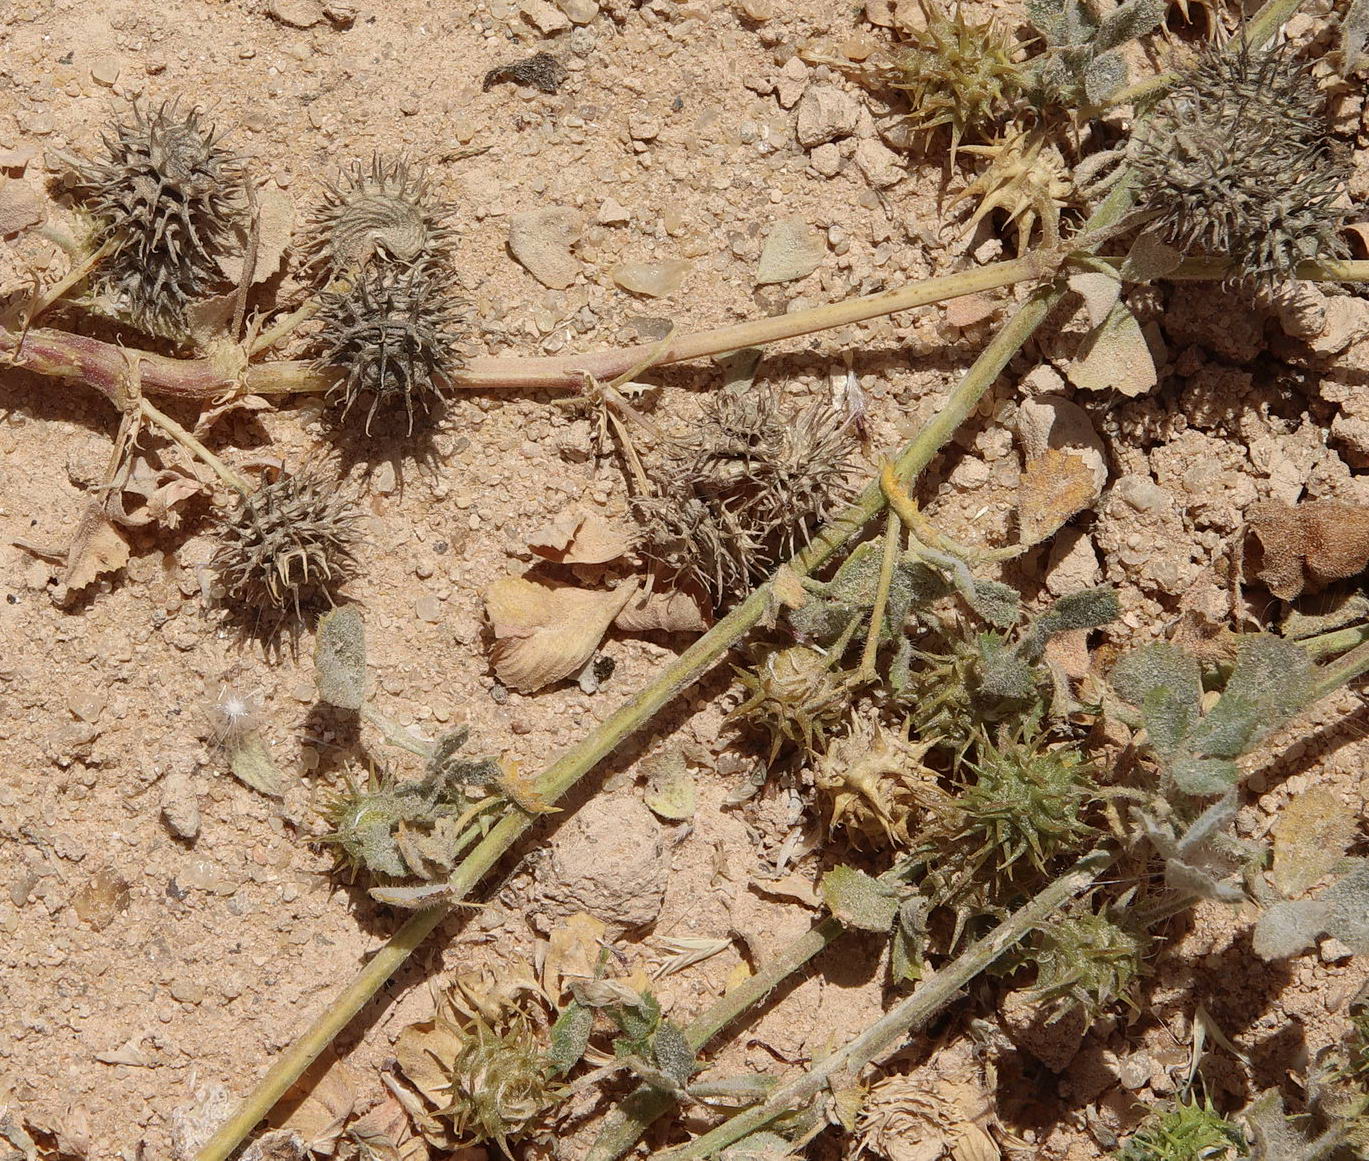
[943,292,1001,329]
[1068,299,1157,397]
[270,1055,361,1157]
[614,585,712,633]
[527,508,634,565]
[1245,499,1369,600]
[347,1096,429,1161]
[1271,787,1357,897]
[1067,270,1121,330]
[485,575,638,692]
[108,457,205,529]
[60,502,130,594]
[194,391,271,437]
[542,911,607,998]
[219,186,296,287]
[240,1130,308,1161]
[1017,449,1098,545]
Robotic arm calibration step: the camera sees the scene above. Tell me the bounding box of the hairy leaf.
[822,865,900,932]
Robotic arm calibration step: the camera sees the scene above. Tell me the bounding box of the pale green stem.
[584,918,846,1161]
[654,849,1115,1161]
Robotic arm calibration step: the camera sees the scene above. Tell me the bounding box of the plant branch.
[584,918,846,1161]
[654,849,1115,1161]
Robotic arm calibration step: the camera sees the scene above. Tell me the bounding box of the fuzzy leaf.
[642,750,697,821]
[1092,0,1164,52]
[548,1001,594,1076]
[968,578,1021,628]
[653,1020,698,1088]
[822,865,899,932]
[1165,856,1244,903]
[976,633,1038,701]
[230,733,286,798]
[1169,755,1239,796]
[1253,861,1369,961]
[1109,642,1201,759]
[1068,299,1157,397]
[1083,51,1128,105]
[1120,231,1183,282]
[315,605,366,711]
[1067,270,1121,329]
[1036,586,1119,635]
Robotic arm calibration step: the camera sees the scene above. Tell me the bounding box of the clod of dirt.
[999,989,1088,1073]
[1244,499,1369,600]
[537,794,666,931]
[482,52,569,95]
[794,84,859,148]
[160,769,202,841]
[507,206,584,289]
[755,217,825,285]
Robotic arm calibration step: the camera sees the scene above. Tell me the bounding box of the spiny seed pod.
[634,387,856,605]
[397,983,564,1152]
[1024,908,1146,1016]
[729,645,849,762]
[62,101,246,335]
[814,715,937,849]
[1133,43,1349,284]
[314,265,463,434]
[889,0,1024,158]
[212,471,360,619]
[303,154,454,281]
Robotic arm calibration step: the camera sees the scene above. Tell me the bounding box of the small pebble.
[90,57,121,87]
[755,218,825,285]
[611,259,691,298]
[68,691,106,724]
[415,595,442,622]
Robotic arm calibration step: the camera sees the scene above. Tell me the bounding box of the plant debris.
[482,52,569,95]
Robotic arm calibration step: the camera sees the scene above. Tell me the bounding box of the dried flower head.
[62,101,246,335]
[1133,43,1349,283]
[208,685,263,750]
[303,154,453,281]
[729,645,849,762]
[634,387,856,604]
[889,0,1025,158]
[397,979,564,1153]
[212,471,360,619]
[952,126,1073,253]
[313,265,464,434]
[814,714,936,848]
[319,730,500,883]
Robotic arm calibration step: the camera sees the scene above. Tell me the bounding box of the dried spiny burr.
[62,101,246,335]
[212,472,361,619]
[302,154,454,282]
[1133,43,1348,284]
[634,386,857,605]
[313,265,463,435]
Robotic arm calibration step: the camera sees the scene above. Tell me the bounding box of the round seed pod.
[212,471,361,620]
[303,154,453,281]
[63,101,246,335]
[313,265,463,434]
[1133,44,1348,284]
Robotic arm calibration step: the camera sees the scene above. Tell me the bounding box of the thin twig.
[857,513,901,684]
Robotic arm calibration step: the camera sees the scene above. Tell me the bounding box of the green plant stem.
[1298,622,1369,660]
[584,918,846,1161]
[1308,637,1369,703]
[654,849,1115,1161]
[857,514,901,682]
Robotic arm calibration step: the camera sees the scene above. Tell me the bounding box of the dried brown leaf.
[348,1096,428,1161]
[1271,787,1357,897]
[1246,499,1369,600]
[109,458,205,529]
[194,392,271,437]
[943,292,1001,329]
[1017,449,1098,545]
[61,502,130,594]
[527,508,633,565]
[240,1130,307,1161]
[614,585,712,633]
[485,576,638,692]
[270,1056,361,1156]
[542,911,607,998]
[1067,270,1120,330]
[394,1022,464,1107]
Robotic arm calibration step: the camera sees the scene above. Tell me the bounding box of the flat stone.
[597,197,630,224]
[611,258,691,297]
[776,57,808,109]
[90,57,121,87]
[756,217,825,285]
[521,0,572,33]
[853,137,902,188]
[508,206,584,289]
